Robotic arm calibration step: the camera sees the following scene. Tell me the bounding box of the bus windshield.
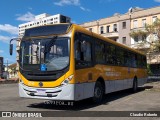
[20,37,70,71]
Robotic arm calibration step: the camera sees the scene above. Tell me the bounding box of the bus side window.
[74,33,92,69]
[110,45,116,65]
[116,47,124,66]
[124,51,130,66]
[95,41,105,64]
[135,54,138,67]
[143,56,147,68]
[141,56,147,68]
[81,40,91,62]
[131,53,136,68]
[105,44,111,64]
[75,40,82,61]
[137,55,141,68]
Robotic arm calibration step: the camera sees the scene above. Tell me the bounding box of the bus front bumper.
[19,82,75,100]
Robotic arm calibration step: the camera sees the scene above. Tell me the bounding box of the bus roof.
[71,24,145,56]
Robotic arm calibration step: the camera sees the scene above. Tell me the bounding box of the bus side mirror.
[10,44,13,55]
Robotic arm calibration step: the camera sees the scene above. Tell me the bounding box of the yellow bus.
[10,23,147,103]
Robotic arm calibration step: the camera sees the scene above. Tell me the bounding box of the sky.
[0,0,160,64]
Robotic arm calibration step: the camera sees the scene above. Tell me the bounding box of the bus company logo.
[39,82,43,87]
[2,112,11,117]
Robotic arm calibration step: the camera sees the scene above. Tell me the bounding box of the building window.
[142,19,146,27]
[122,37,126,44]
[44,20,46,23]
[37,22,39,24]
[66,20,70,23]
[113,24,117,32]
[152,16,157,23]
[133,20,138,28]
[122,22,126,29]
[100,26,104,34]
[142,35,146,41]
[50,18,53,21]
[134,36,138,42]
[106,25,110,33]
[89,28,92,32]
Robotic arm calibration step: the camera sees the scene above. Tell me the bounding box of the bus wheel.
[132,77,138,93]
[92,81,104,103]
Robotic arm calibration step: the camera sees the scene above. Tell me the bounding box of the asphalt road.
[0,82,160,120]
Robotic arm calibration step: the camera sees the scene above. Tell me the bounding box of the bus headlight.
[61,75,73,86]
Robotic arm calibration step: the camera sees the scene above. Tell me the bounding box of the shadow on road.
[27,86,152,111]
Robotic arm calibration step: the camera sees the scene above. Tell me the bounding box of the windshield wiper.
[44,36,57,53]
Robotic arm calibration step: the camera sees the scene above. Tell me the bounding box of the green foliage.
[147,64,153,75]
[130,18,160,53]
[129,30,147,38]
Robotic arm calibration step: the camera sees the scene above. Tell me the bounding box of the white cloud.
[0,35,11,43]
[80,6,90,12]
[0,35,17,45]
[154,0,160,2]
[54,0,80,6]
[54,0,91,12]
[0,50,4,53]
[0,35,16,44]
[0,24,18,35]
[16,12,35,22]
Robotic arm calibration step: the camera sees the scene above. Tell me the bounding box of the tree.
[130,18,160,53]
[130,19,160,75]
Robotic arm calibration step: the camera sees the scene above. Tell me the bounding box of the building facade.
[18,13,71,37]
[80,6,160,72]
[8,63,18,79]
[130,6,160,47]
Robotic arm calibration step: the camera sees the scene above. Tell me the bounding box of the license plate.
[37,89,46,94]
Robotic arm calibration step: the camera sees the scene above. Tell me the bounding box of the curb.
[0,80,18,84]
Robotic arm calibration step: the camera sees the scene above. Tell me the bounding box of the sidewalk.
[0,78,18,84]
[146,80,160,89]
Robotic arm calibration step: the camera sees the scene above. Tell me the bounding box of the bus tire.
[132,77,138,93]
[92,81,104,103]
